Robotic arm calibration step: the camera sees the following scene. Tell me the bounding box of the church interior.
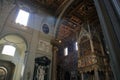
[0,0,120,80]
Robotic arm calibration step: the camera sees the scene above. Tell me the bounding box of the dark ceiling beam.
[55,0,69,16]
[69,1,84,16]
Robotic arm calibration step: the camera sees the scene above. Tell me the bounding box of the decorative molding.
[37,39,51,53]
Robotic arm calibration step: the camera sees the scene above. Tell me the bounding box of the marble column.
[105,71,109,80]
[93,0,120,80]
[94,69,99,80]
[81,73,84,80]
[52,46,58,80]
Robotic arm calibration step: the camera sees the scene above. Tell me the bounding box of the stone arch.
[0,33,29,51]
[0,33,29,80]
[78,27,91,43]
[0,60,15,80]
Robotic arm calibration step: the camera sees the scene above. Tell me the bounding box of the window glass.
[75,42,78,51]
[16,9,29,26]
[2,45,16,56]
[64,47,68,56]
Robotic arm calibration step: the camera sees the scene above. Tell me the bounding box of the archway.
[33,56,51,80]
[0,60,15,80]
[0,34,28,80]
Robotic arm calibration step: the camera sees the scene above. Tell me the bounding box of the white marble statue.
[37,65,45,80]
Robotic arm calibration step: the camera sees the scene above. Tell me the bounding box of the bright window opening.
[21,64,25,76]
[2,45,16,56]
[16,9,29,26]
[75,42,78,51]
[64,47,68,56]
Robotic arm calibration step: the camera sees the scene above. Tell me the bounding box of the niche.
[33,56,51,80]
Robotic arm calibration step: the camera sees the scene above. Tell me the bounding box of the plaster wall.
[0,0,55,80]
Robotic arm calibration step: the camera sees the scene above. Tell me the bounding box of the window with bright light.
[75,42,78,51]
[16,9,30,26]
[64,47,68,56]
[2,45,16,56]
[21,64,25,76]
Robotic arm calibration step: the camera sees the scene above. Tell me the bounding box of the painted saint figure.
[37,66,45,80]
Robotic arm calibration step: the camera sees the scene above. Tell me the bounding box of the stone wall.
[0,0,55,80]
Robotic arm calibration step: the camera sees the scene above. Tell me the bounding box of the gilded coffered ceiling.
[57,0,98,42]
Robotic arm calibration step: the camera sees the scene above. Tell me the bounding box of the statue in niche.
[33,56,51,80]
[36,65,45,80]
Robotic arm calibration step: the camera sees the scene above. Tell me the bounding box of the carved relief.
[38,40,51,53]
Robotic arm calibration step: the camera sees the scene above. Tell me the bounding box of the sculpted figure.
[37,66,45,80]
